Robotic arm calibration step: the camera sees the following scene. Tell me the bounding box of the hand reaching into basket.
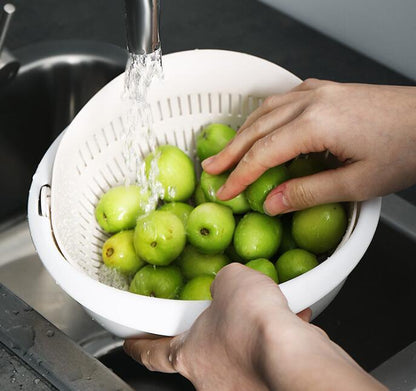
[124,263,386,391]
[202,79,416,215]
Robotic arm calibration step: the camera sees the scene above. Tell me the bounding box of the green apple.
[245,258,278,283]
[278,214,297,254]
[196,123,236,162]
[275,249,318,283]
[95,185,152,233]
[179,275,215,300]
[234,212,282,261]
[176,245,229,280]
[292,203,347,254]
[102,230,145,276]
[145,145,196,202]
[186,202,235,254]
[159,202,193,227]
[134,210,186,265]
[200,171,250,214]
[129,264,184,299]
[245,165,290,213]
[193,182,208,205]
[288,156,326,178]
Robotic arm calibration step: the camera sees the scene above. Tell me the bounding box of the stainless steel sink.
[0,40,128,227]
[0,40,415,391]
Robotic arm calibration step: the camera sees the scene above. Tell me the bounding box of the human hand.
[202,80,416,215]
[124,263,386,391]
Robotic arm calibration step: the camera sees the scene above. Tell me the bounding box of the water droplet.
[46,330,55,337]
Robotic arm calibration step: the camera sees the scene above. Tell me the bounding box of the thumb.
[263,162,368,214]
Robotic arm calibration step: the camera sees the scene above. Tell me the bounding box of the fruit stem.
[200,228,209,236]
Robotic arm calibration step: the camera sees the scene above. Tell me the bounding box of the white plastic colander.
[28,49,381,337]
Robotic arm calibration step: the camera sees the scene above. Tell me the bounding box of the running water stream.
[122,48,164,210]
[98,49,164,289]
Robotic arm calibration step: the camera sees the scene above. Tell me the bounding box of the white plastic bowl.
[28,49,381,337]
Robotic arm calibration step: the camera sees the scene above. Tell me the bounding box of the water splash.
[122,48,164,209]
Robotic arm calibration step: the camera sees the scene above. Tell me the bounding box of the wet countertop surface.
[1,0,415,389]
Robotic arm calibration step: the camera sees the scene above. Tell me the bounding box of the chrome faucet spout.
[0,3,19,87]
[124,0,160,55]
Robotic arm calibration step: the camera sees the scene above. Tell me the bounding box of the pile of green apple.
[95,123,348,301]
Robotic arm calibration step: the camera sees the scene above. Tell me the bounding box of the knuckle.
[302,78,319,88]
[249,120,264,138]
[247,140,271,169]
[216,262,243,282]
[310,324,330,339]
[262,94,279,109]
[288,181,317,209]
[170,349,184,373]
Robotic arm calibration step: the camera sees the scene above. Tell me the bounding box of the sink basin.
[0,40,415,390]
[0,40,127,227]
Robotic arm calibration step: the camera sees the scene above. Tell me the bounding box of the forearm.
[256,314,387,391]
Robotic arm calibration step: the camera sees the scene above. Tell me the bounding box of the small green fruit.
[129,264,184,299]
[193,182,208,205]
[292,203,347,254]
[145,145,196,202]
[159,202,193,227]
[179,275,215,300]
[134,210,186,265]
[95,185,151,233]
[245,165,290,213]
[186,203,235,254]
[102,230,145,276]
[200,171,250,214]
[234,212,282,261]
[196,123,236,162]
[275,249,318,283]
[245,258,278,283]
[176,245,229,280]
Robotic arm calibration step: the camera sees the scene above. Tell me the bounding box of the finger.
[124,337,177,373]
[236,90,307,135]
[216,117,320,200]
[297,308,312,322]
[203,99,307,176]
[263,161,369,214]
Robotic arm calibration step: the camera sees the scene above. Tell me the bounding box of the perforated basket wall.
[50,49,332,287]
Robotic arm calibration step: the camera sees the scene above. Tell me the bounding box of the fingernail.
[201,156,215,169]
[264,191,289,215]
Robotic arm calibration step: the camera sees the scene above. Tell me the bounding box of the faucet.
[124,0,161,55]
[0,3,19,87]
